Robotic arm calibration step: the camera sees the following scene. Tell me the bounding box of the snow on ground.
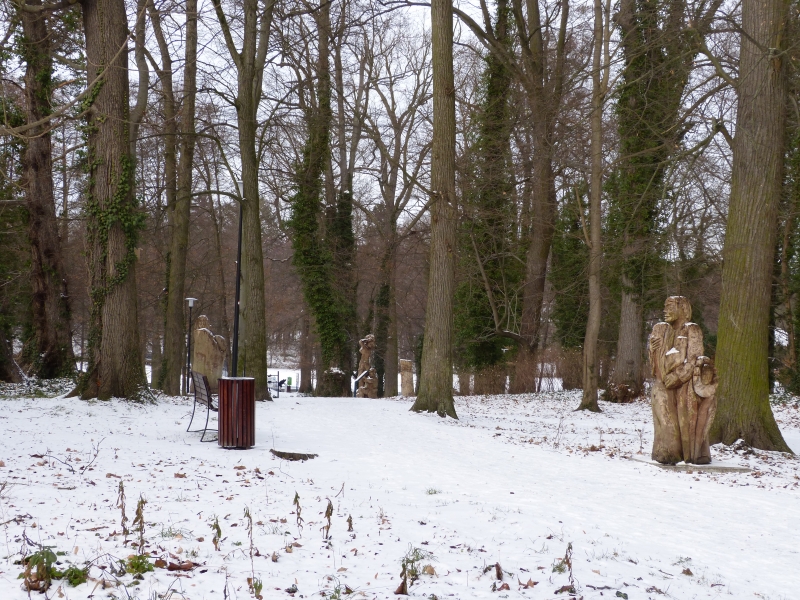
[0,384,799,600]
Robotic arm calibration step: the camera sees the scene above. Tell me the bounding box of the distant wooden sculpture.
[356,334,377,398]
[192,315,227,393]
[649,296,718,464]
[400,359,414,397]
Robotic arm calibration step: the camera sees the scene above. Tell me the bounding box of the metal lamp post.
[185,297,197,395]
[231,181,244,376]
[216,179,255,450]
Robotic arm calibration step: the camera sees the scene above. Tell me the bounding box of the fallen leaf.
[271,552,279,563]
[154,559,167,569]
[167,561,195,571]
[497,582,510,591]
[196,537,204,542]
[393,577,408,595]
[285,545,293,553]
[518,578,538,589]
[174,473,186,478]
[495,563,503,581]
[105,473,120,478]
[234,466,246,470]
[337,567,347,572]
[682,568,693,576]
[423,565,436,576]
[0,460,6,467]
[555,584,576,594]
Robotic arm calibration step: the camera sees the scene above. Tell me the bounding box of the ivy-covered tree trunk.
[608,0,720,400]
[374,245,399,397]
[454,0,516,392]
[411,0,457,418]
[78,0,147,399]
[710,0,792,452]
[288,0,350,396]
[19,1,75,378]
[299,309,313,393]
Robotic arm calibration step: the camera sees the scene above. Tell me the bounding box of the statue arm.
[664,325,704,388]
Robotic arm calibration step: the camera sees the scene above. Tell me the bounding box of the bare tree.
[211,0,274,399]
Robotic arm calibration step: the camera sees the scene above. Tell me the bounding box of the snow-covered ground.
[0,384,798,600]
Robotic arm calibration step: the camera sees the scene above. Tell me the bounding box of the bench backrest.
[191,371,213,407]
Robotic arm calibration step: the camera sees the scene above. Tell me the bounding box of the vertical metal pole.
[186,305,193,395]
[231,201,244,376]
[277,370,280,399]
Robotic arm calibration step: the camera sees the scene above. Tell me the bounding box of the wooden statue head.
[664,296,691,324]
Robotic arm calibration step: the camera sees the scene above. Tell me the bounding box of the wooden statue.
[192,315,227,393]
[649,296,718,464]
[356,334,378,398]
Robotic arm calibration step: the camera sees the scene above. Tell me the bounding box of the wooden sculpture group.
[649,296,718,465]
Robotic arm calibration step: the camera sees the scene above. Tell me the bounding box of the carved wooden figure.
[356,334,378,398]
[192,315,227,393]
[649,297,718,464]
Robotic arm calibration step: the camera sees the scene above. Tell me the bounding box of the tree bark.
[212,0,274,400]
[577,0,608,412]
[20,1,75,378]
[151,0,192,394]
[411,0,458,418]
[385,251,399,396]
[508,0,569,393]
[710,0,792,452]
[78,0,147,399]
[299,309,313,393]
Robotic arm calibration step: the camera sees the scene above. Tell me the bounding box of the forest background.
[0,0,796,450]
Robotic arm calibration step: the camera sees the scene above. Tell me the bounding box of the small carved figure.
[357,334,375,378]
[649,297,718,464]
[192,315,227,393]
[356,335,378,398]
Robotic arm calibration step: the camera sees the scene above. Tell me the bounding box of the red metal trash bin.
[218,377,255,448]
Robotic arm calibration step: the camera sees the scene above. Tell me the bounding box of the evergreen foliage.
[549,188,589,349]
[454,0,520,371]
[0,102,28,380]
[607,0,696,310]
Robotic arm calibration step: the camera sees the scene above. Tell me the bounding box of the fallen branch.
[270,449,318,461]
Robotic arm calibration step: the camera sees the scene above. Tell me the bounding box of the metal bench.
[187,371,218,442]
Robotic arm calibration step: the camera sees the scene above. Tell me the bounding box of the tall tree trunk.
[20,1,75,378]
[385,250,399,396]
[209,190,232,369]
[710,0,792,451]
[0,330,22,383]
[212,0,273,399]
[612,276,643,397]
[153,0,196,394]
[577,0,609,412]
[608,0,721,400]
[506,0,569,393]
[77,0,147,399]
[411,0,458,418]
[299,309,313,393]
